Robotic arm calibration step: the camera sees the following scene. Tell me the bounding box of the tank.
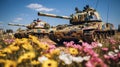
[8,18,50,38]
[38,5,115,43]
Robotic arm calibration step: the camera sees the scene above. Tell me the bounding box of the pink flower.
[63,42,67,45]
[90,51,99,57]
[72,44,78,48]
[91,42,98,48]
[109,38,116,44]
[49,45,56,49]
[64,41,74,47]
[102,48,108,51]
[46,45,56,53]
[111,56,118,62]
[86,57,107,67]
[117,53,120,58]
[76,45,82,51]
[4,39,14,44]
[104,54,110,60]
[86,61,93,67]
[49,48,55,53]
[82,42,93,49]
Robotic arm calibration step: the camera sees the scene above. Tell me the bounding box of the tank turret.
[38,5,102,25]
[8,19,50,29]
[8,19,51,38]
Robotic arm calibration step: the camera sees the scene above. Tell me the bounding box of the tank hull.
[48,22,115,44]
[14,29,49,38]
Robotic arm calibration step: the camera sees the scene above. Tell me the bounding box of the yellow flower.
[4,60,17,67]
[14,38,28,45]
[14,38,21,45]
[31,60,40,65]
[22,42,33,50]
[29,35,38,40]
[0,52,6,57]
[17,51,35,63]
[24,51,35,59]
[50,48,60,55]
[2,48,12,54]
[10,42,16,46]
[0,45,2,49]
[69,48,78,55]
[8,45,20,52]
[0,59,5,63]
[44,53,52,59]
[42,59,58,67]
[21,38,28,42]
[29,35,39,42]
[33,39,40,45]
[41,44,49,50]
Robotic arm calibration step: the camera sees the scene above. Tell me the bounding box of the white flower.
[114,54,118,56]
[71,56,83,63]
[98,43,102,47]
[59,52,72,64]
[83,56,91,61]
[114,49,119,53]
[119,45,120,49]
[108,51,115,56]
[38,56,48,63]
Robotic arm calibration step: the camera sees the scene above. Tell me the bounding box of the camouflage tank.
[38,5,115,43]
[8,18,50,38]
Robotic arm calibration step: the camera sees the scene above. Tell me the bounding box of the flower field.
[0,33,120,67]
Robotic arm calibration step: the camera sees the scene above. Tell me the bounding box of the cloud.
[0,21,2,23]
[26,3,54,12]
[13,18,23,22]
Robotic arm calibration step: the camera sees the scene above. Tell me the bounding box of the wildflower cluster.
[0,34,120,67]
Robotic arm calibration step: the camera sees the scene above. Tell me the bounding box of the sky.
[0,0,120,31]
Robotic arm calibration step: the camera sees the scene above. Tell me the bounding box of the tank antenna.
[106,0,110,23]
[95,0,99,9]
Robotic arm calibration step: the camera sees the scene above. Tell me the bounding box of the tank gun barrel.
[8,23,27,27]
[38,12,71,19]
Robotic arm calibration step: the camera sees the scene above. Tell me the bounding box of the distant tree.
[6,29,13,33]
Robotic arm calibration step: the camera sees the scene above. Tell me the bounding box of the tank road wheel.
[14,33,20,38]
[104,31,107,39]
[82,35,94,44]
[82,30,95,43]
[99,32,102,39]
[37,33,44,38]
[93,31,102,42]
[30,33,48,39]
[106,31,110,38]
[14,33,28,38]
[101,33,105,39]
[49,33,60,44]
[108,30,115,37]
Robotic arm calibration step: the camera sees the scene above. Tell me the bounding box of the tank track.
[49,30,115,44]
[14,33,29,39]
[14,32,48,39]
